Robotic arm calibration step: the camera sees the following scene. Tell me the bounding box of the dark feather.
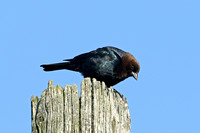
[40,46,140,86]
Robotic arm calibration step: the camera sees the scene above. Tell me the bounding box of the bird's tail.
[40,62,74,71]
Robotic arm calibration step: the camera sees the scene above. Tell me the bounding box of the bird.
[40,46,140,87]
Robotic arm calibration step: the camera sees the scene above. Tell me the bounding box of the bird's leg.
[105,86,109,95]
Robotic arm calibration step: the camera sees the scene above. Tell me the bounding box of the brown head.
[121,53,140,80]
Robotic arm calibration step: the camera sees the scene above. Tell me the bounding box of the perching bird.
[41,46,140,87]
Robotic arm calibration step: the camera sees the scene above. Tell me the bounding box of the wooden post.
[31,78,131,133]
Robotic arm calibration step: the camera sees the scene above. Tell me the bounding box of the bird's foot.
[105,86,123,98]
[113,88,124,98]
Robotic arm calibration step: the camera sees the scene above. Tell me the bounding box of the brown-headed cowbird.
[40,46,140,87]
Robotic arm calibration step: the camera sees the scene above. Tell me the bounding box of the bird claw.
[113,88,124,98]
[105,86,123,98]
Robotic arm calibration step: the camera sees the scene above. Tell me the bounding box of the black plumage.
[41,46,140,86]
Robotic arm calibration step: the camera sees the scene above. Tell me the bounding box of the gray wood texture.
[31,78,131,133]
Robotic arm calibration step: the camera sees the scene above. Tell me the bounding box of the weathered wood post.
[31,78,131,133]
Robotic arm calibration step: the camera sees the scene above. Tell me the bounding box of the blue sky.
[1,0,200,133]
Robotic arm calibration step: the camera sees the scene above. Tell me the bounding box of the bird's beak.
[132,72,138,80]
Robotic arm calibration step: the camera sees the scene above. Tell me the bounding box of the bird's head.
[122,53,140,80]
[130,61,140,80]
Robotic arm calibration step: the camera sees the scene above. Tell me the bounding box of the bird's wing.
[63,59,72,61]
[107,46,127,58]
[111,50,122,61]
[63,47,123,65]
[63,52,95,62]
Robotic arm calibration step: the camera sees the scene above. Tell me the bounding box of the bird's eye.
[131,66,135,70]
[132,65,138,73]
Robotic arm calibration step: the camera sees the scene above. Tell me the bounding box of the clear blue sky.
[1,0,200,133]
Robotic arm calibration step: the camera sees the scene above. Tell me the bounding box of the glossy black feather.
[41,46,140,86]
